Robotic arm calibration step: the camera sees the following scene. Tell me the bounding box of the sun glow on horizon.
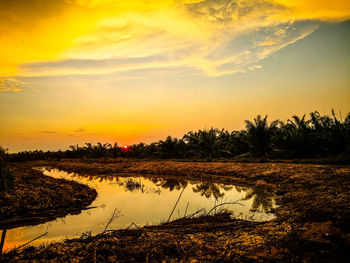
[0,0,350,152]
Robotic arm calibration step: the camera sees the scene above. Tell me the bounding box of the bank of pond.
[1,168,276,253]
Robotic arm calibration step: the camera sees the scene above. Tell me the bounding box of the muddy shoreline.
[1,159,350,262]
[0,163,97,230]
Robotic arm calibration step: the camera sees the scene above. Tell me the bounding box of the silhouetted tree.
[245,115,279,157]
[7,110,350,162]
[0,146,13,191]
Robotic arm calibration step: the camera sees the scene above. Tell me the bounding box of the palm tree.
[309,110,347,156]
[229,130,249,156]
[158,136,185,158]
[291,115,308,128]
[245,115,279,157]
[111,142,120,157]
[282,114,311,157]
[69,144,80,152]
[183,128,221,158]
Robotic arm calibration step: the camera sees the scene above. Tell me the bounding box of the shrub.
[0,167,14,191]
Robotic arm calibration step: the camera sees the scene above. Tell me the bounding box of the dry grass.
[0,163,97,229]
[1,159,349,262]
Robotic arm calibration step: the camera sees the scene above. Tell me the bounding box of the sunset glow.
[1,0,350,152]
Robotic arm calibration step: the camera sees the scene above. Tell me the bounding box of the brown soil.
[0,163,97,229]
[1,159,349,262]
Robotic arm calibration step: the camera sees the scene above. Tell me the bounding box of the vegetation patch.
[0,168,13,192]
[7,111,350,163]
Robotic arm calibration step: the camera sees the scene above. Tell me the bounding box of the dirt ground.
[1,159,349,262]
[0,163,97,229]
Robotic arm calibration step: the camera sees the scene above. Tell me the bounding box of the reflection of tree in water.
[240,187,275,213]
[234,185,246,193]
[96,176,144,192]
[111,178,146,193]
[192,183,233,200]
[151,178,188,191]
[124,179,142,192]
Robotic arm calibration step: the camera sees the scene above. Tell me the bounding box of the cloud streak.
[39,131,57,134]
[1,0,349,81]
[0,77,25,92]
[15,20,318,78]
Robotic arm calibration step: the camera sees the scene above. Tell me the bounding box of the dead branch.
[14,231,48,251]
[103,208,121,233]
[184,208,206,219]
[184,201,189,217]
[125,222,141,230]
[167,186,186,223]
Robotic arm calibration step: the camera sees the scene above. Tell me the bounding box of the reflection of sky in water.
[2,168,276,252]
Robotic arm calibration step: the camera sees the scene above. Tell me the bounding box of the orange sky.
[1,0,350,152]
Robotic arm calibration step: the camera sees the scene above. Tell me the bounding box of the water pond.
[2,168,277,252]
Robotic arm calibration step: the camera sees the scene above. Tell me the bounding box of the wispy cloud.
[1,0,349,80]
[14,20,318,79]
[40,131,57,134]
[0,77,25,92]
[258,19,296,47]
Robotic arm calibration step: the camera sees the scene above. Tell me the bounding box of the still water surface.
[2,168,276,252]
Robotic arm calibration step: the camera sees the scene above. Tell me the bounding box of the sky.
[0,0,350,152]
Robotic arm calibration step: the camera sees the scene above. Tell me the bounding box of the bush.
[0,167,14,191]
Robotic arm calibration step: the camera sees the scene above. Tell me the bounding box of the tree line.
[4,110,350,162]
